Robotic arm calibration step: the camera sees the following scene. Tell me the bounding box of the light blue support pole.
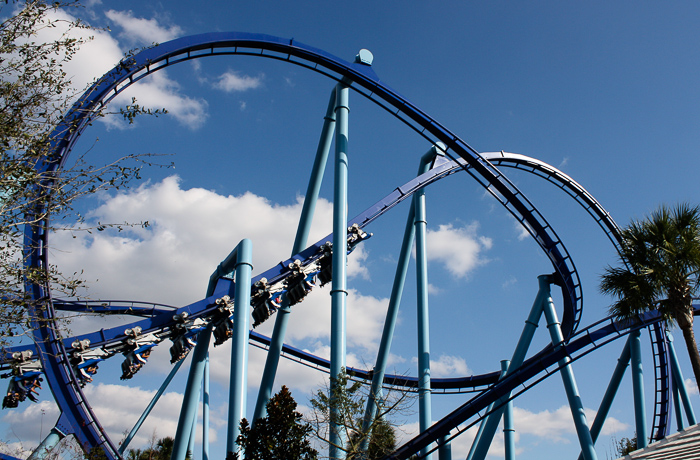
[673,378,684,431]
[292,90,337,257]
[120,358,186,454]
[28,427,64,460]
[666,330,696,426]
[629,328,647,449]
[203,354,210,460]
[501,360,515,460]
[471,275,550,460]
[253,91,336,422]
[171,325,213,460]
[359,206,415,455]
[227,239,254,458]
[330,81,350,460]
[188,399,198,459]
[465,405,493,460]
[360,146,443,455]
[467,359,510,460]
[542,285,597,460]
[437,436,452,460]
[415,158,432,459]
[576,338,631,460]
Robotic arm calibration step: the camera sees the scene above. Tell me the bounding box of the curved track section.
[42,32,582,335]
[13,32,673,458]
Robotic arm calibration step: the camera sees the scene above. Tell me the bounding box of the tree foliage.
[0,0,165,347]
[614,435,637,457]
[233,385,318,460]
[124,436,173,460]
[308,369,409,460]
[601,203,700,387]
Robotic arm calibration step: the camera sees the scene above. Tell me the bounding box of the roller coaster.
[4,32,698,460]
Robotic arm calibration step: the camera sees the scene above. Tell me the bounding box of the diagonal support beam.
[542,280,597,460]
[254,89,336,422]
[666,330,697,427]
[470,274,551,460]
[577,337,631,460]
[171,325,213,460]
[360,145,444,457]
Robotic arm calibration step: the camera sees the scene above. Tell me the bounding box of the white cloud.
[393,405,627,459]
[501,276,517,289]
[0,441,33,460]
[1,400,59,448]
[31,9,207,130]
[53,177,372,306]
[685,378,698,396]
[347,246,371,281]
[411,354,471,378]
[110,72,209,130]
[214,71,263,92]
[105,10,183,45]
[1,384,218,452]
[430,355,471,378]
[84,383,192,446]
[582,408,629,436]
[514,219,531,241]
[513,405,629,443]
[425,222,492,279]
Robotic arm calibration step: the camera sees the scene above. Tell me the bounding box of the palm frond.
[600,202,700,321]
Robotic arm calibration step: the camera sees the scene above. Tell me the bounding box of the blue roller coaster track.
[5,32,697,460]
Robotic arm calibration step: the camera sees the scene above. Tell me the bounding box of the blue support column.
[171,325,213,460]
[415,150,436,459]
[359,206,415,456]
[467,359,509,460]
[437,436,452,460]
[360,146,443,455]
[330,82,350,460]
[188,400,198,459]
[120,358,185,454]
[471,275,550,460]
[28,427,64,460]
[254,90,336,422]
[666,331,696,426]
[203,354,210,460]
[227,239,254,457]
[542,286,597,460]
[673,378,684,431]
[466,406,492,460]
[577,338,631,460]
[630,328,648,449]
[501,361,515,460]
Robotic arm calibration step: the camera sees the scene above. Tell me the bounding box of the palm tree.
[601,203,700,387]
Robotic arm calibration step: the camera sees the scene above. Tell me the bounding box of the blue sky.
[4,2,700,459]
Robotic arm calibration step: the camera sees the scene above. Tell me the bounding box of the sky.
[4,1,700,459]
